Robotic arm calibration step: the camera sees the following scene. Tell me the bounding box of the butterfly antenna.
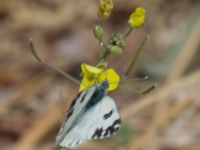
[29,38,80,85]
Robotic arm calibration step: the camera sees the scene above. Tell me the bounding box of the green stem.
[45,63,80,85]
[99,49,110,64]
[98,40,107,61]
[29,38,80,85]
[124,28,134,39]
[125,35,149,75]
[103,50,110,60]
[120,83,157,95]
[100,17,105,27]
[97,19,106,62]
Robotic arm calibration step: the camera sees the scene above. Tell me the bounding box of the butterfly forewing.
[56,86,96,144]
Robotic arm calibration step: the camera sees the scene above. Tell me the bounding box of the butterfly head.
[94,80,109,96]
[100,80,109,90]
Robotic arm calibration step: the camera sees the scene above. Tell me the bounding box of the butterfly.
[56,80,121,148]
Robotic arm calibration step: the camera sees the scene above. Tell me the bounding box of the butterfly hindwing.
[57,95,121,148]
[91,96,121,139]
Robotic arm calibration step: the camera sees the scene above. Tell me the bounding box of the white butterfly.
[56,80,121,148]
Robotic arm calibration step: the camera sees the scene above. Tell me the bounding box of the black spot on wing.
[67,92,81,113]
[92,128,103,138]
[65,92,82,120]
[66,109,73,120]
[103,119,121,137]
[103,110,113,119]
[92,118,121,139]
[65,89,90,120]
[80,90,88,103]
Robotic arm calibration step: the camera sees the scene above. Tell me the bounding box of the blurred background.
[0,0,200,150]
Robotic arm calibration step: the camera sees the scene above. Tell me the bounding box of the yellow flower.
[128,7,145,29]
[79,63,120,92]
[98,0,113,19]
[98,68,120,91]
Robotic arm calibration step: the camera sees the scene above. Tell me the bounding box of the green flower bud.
[108,45,123,55]
[109,34,124,47]
[93,25,104,40]
[128,7,145,29]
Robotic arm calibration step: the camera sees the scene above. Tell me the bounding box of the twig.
[125,35,149,75]
[29,38,80,85]
[120,83,157,95]
[124,28,133,39]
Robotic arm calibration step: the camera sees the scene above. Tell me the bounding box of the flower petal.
[79,63,120,92]
[128,7,145,29]
[79,76,96,92]
[99,69,120,91]
[81,63,103,75]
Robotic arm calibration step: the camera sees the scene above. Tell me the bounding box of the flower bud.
[128,7,145,29]
[93,25,104,40]
[98,0,113,19]
[109,45,123,55]
[107,33,124,55]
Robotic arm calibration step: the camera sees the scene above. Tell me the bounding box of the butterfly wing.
[57,95,121,148]
[56,86,96,144]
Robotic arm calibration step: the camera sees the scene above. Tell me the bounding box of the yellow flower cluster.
[98,0,113,19]
[128,7,145,29]
[79,64,120,92]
